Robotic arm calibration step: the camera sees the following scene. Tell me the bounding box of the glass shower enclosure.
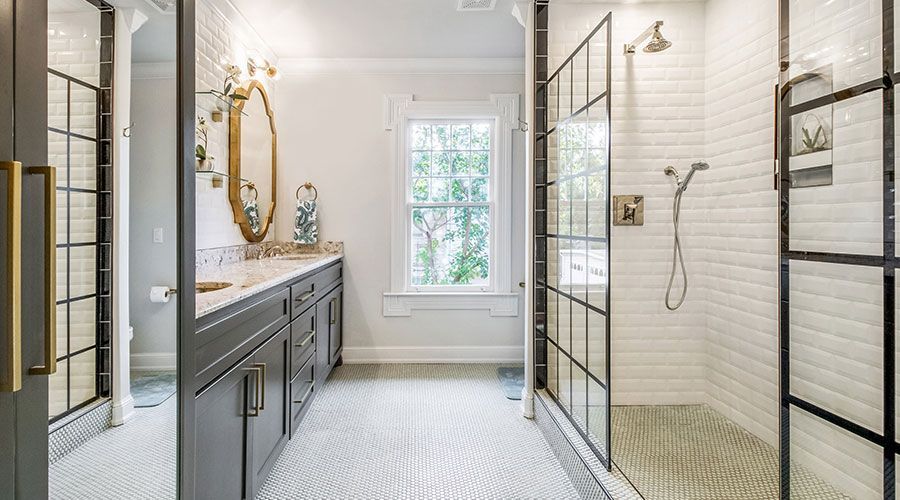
[533,2,613,468]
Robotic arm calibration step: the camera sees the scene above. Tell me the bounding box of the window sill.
[382,292,519,317]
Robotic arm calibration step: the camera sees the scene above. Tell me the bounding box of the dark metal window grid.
[778,1,897,497]
[533,1,613,474]
[48,1,114,424]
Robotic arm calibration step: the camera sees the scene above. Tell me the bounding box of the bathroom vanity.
[192,253,343,499]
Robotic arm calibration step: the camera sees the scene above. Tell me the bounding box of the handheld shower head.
[681,160,710,192]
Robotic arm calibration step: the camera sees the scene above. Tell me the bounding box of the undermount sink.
[269,254,318,261]
[196,281,233,294]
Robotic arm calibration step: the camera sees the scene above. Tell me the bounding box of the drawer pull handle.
[243,365,263,417]
[293,384,314,405]
[295,291,314,303]
[295,330,315,347]
[329,297,337,325]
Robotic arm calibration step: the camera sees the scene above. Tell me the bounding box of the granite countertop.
[195,252,343,318]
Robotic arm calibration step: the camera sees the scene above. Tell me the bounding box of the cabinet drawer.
[290,305,316,380]
[316,262,342,295]
[289,275,318,319]
[195,288,290,389]
[289,355,315,438]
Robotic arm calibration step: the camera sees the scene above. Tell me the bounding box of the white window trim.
[383,93,520,317]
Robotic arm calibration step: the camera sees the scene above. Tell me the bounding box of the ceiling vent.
[143,0,176,14]
[457,0,497,11]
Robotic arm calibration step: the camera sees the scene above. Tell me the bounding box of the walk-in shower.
[663,161,708,311]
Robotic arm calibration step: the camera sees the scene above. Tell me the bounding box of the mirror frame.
[228,79,277,242]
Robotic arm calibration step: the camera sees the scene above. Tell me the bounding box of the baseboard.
[341,345,524,364]
[111,394,135,426]
[130,352,177,371]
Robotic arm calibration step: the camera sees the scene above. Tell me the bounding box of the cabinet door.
[315,301,330,386]
[328,285,343,363]
[194,357,257,500]
[250,326,290,497]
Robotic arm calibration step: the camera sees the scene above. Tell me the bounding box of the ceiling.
[226,0,526,59]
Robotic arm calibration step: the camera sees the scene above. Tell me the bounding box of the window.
[383,94,519,316]
[408,121,492,291]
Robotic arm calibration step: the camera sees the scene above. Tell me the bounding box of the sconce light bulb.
[266,66,280,80]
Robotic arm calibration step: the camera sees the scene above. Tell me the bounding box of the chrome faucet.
[259,244,287,259]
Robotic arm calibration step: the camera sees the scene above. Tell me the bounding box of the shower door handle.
[28,166,57,375]
[0,161,22,392]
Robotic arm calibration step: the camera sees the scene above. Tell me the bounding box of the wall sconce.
[247,58,280,80]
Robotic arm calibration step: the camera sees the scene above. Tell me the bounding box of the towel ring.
[296,182,318,201]
[240,182,259,201]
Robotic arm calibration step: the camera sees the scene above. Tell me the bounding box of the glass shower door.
[534,4,612,468]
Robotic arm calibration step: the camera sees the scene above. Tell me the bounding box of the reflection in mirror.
[46,0,177,497]
[230,81,276,241]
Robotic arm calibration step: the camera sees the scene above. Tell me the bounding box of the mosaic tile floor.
[49,396,176,499]
[258,364,580,499]
[611,405,851,500]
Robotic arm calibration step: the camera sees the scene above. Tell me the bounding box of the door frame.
[176,0,197,498]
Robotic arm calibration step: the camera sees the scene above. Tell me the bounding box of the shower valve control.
[613,195,644,226]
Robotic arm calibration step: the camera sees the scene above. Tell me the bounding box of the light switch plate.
[613,195,644,226]
[153,227,164,243]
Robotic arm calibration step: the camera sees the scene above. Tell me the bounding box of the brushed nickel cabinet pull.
[0,161,22,392]
[294,331,315,348]
[243,366,263,417]
[255,362,267,410]
[295,290,314,303]
[329,297,337,325]
[29,166,57,376]
[293,384,313,405]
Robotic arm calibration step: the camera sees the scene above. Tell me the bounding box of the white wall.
[194,0,278,249]
[274,71,528,362]
[129,73,178,371]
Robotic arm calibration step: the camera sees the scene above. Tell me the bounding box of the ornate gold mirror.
[229,80,276,242]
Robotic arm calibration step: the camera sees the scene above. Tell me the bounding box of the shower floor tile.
[612,405,851,500]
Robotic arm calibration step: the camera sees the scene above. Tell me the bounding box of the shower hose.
[665,188,688,311]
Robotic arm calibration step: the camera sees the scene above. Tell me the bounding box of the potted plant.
[195,117,214,171]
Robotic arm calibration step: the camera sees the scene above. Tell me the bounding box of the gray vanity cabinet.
[194,356,257,500]
[193,259,343,499]
[250,326,290,498]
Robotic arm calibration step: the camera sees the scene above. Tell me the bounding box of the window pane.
[471,177,488,202]
[411,206,490,286]
[451,124,470,150]
[433,152,451,175]
[411,151,430,177]
[411,124,431,149]
[472,123,490,149]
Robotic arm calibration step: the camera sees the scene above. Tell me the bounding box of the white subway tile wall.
[194,0,277,249]
[550,0,886,498]
[47,9,102,419]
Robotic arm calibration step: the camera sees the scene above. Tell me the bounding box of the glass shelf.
[195,91,248,117]
[196,170,249,183]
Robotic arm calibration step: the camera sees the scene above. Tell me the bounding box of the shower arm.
[624,21,664,54]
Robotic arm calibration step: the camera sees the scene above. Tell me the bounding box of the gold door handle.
[0,161,22,392]
[243,365,263,417]
[29,166,56,375]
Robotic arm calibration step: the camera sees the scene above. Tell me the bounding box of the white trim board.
[341,345,525,364]
[280,58,525,76]
[130,352,177,371]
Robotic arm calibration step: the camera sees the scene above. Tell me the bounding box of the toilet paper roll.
[150,286,171,304]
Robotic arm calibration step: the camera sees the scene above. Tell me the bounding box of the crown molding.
[280,58,525,76]
[132,62,177,80]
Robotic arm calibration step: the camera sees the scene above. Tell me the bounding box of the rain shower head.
[644,27,672,53]
[624,21,672,54]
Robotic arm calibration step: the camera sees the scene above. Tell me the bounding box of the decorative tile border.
[534,390,642,500]
[48,399,112,464]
